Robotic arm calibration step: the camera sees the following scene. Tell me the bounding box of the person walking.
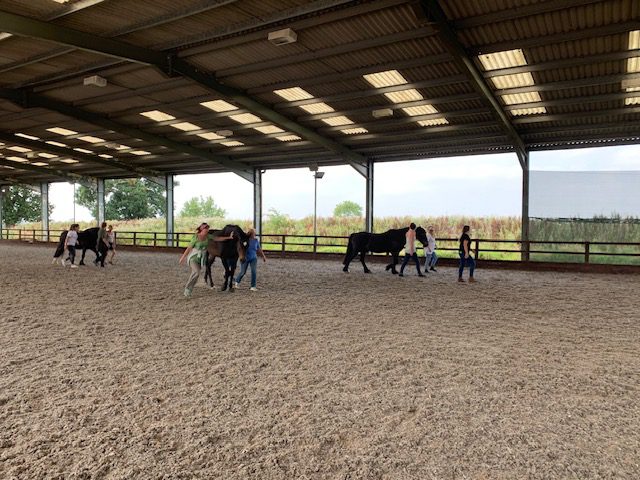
[458,225,476,283]
[234,228,267,291]
[106,225,116,264]
[424,225,438,272]
[63,223,80,268]
[179,222,234,298]
[94,221,110,267]
[399,222,425,277]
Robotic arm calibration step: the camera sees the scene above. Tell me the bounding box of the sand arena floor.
[0,242,638,479]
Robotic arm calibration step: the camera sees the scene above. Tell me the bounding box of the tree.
[333,200,362,217]
[1,185,53,226]
[75,178,168,220]
[179,195,226,218]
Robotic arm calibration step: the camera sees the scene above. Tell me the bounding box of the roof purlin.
[0,9,369,178]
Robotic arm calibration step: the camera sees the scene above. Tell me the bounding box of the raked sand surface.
[0,242,639,479]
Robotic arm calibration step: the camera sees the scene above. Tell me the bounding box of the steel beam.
[419,0,528,167]
[165,174,175,247]
[0,10,369,177]
[0,157,96,186]
[97,178,105,224]
[0,88,255,182]
[365,160,374,233]
[0,131,165,182]
[521,152,530,262]
[41,182,49,241]
[253,168,263,236]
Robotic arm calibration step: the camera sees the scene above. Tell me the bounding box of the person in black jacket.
[458,225,476,283]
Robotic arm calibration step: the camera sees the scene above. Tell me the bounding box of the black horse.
[53,227,100,265]
[203,225,248,292]
[342,226,428,274]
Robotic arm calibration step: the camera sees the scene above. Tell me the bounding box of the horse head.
[415,226,428,246]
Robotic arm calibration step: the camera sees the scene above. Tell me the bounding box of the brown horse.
[203,225,248,291]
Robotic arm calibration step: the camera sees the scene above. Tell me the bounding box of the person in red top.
[399,223,425,277]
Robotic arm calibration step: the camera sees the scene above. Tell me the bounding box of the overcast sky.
[48,145,640,222]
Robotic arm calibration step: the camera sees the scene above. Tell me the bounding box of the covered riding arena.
[1,0,640,479]
[1,242,639,478]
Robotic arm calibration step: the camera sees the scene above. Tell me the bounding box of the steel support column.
[165,174,174,247]
[40,182,49,241]
[97,178,105,225]
[365,159,374,232]
[253,168,262,236]
[521,152,530,262]
[0,186,4,239]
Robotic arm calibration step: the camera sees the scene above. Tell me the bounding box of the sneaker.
[458,277,465,283]
[469,277,476,283]
[51,257,58,265]
[183,288,192,298]
[70,264,78,269]
[398,273,404,277]
[418,274,425,277]
[61,260,67,267]
[250,287,258,291]
[233,282,239,288]
[430,267,437,272]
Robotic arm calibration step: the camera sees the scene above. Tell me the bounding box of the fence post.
[153,232,157,247]
[281,235,286,257]
[313,235,318,254]
[133,232,137,247]
[474,239,480,260]
[32,230,36,242]
[585,242,590,264]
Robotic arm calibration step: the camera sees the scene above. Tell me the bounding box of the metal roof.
[0,0,639,185]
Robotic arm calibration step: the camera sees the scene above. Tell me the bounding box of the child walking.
[63,223,80,268]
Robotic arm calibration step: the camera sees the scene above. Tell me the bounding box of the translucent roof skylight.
[478,49,527,71]
[625,31,640,105]
[171,122,201,132]
[140,110,176,122]
[322,116,354,126]
[47,127,77,136]
[200,100,237,112]
[15,133,39,140]
[417,118,449,127]
[254,125,284,134]
[46,141,67,147]
[78,136,105,144]
[221,141,244,147]
[73,148,93,154]
[340,128,368,135]
[273,87,314,101]
[229,113,262,124]
[129,150,151,156]
[197,132,224,140]
[275,135,302,142]
[38,153,57,159]
[8,146,32,153]
[477,49,545,116]
[299,103,335,114]
[32,162,48,167]
[60,159,79,164]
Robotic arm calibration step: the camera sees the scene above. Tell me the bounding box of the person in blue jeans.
[458,225,476,283]
[235,228,267,291]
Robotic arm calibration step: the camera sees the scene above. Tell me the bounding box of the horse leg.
[343,250,359,273]
[79,248,86,266]
[389,252,400,274]
[220,259,229,291]
[228,262,237,292]
[359,251,371,274]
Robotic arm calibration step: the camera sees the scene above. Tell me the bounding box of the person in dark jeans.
[63,223,80,269]
[458,225,476,283]
[399,222,425,277]
[94,221,109,267]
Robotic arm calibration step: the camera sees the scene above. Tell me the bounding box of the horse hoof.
[392,271,398,275]
[343,267,349,273]
[385,265,392,271]
[364,269,371,274]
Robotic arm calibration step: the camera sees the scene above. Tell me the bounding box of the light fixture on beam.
[215,130,233,137]
[83,75,107,87]
[268,28,297,46]
[372,108,393,119]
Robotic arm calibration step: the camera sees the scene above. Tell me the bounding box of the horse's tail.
[53,230,68,258]
[343,234,355,265]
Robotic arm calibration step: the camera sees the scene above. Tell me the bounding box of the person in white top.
[63,223,80,268]
[106,225,116,264]
[424,225,438,272]
[399,223,425,277]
